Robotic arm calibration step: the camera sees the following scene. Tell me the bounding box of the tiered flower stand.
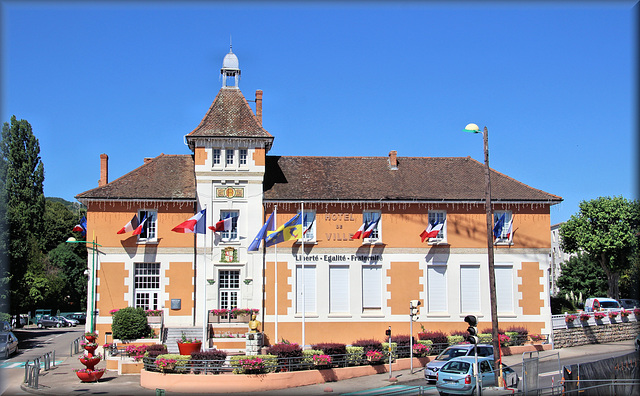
[76,334,105,382]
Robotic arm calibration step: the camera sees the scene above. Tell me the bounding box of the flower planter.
[84,345,98,355]
[230,316,251,323]
[76,369,105,382]
[85,335,97,343]
[80,357,102,370]
[147,316,162,324]
[177,342,202,355]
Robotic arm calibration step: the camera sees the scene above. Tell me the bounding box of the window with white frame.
[137,210,157,241]
[427,211,447,242]
[495,264,514,313]
[218,270,240,311]
[219,210,239,240]
[460,264,480,313]
[493,210,513,243]
[362,264,382,311]
[329,265,349,313]
[363,211,381,242]
[239,149,248,166]
[296,265,316,314]
[301,211,316,242]
[134,262,160,310]
[225,149,234,167]
[212,149,221,165]
[427,263,447,312]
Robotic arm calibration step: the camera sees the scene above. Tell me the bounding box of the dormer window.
[226,149,234,166]
[239,149,248,166]
[213,149,221,165]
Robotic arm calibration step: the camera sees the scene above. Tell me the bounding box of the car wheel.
[38,323,43,328]
[56,323,61,328]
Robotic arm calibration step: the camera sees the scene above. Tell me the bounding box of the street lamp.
[464,123,502,384]
[66,236,102,333]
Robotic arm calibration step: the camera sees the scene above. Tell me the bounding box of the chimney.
[99,154,109,186]
[255,90,263,125]
[389,150,398,170]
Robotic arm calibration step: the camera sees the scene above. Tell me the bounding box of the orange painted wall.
[97,262,128,312]
[519,262,544,315]
[263,203,552,250]
[86,202,196,248]
[387,262,422,315]
[253,148,265,166]
[164,262,194,316]
[194,147,207,165]
[260,320,546,346]
[265,261,292,316]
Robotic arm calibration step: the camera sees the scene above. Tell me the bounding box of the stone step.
[164,327,205,354]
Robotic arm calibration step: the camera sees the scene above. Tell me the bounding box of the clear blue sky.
[2,1,636,225]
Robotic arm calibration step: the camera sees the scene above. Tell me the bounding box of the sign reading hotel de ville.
[324,212,357,241]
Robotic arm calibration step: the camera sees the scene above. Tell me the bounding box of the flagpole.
[274,205,279,343]
[202,206,208,349]
[301,202,305,349]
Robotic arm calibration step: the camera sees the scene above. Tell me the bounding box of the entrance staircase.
[163,327,205,354]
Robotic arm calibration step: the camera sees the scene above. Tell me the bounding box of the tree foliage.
[560,196,640,299]
[557,253,607,301]
[112,307,150,340]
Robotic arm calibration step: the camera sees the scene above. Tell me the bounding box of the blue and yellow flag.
[265,213,302,247]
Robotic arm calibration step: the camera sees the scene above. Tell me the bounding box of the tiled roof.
[76,154,195,201]
[186,88,273,140]
[263,156,562,203]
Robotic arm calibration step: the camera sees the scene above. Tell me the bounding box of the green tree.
[557,253,608,300]
[560,196,640,299]
[0,116,46,314]
[43,200,77,253]
[47,243,87,311]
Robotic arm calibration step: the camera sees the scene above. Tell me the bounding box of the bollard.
[52,350,56,367]
[24,360,30,383]
[156,389,165,396]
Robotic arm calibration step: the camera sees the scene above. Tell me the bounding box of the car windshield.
[0,334,8,342]
[441,361,471,374]
[437,348,469,361]
[600,301,619,308]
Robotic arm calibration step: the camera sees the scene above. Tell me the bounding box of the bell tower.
[221,45,240,88]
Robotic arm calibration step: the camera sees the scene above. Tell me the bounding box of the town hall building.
[76,47,562,349]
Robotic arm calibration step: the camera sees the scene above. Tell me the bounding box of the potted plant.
[621,309,630,318]
[565,314,577,323]
[608,311,619,320]
[84,332,98,343]
[366,350,384,363]
[74,368,105,382]
[145,309,163,323]
[311,354,332,368]
[594,312,606,321]
[529,334,545,343]
[230,308,259,323]
[176,332,201,355]
[210,309,229,323]
[579,313,591,321]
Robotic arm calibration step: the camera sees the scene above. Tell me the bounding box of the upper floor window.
[138,210,157,242]
[220,210,239,240]
[226,149,234,166]
[493,210,513,244]
[427,211,447,243]
[212,149,221,165]
[239,149,248,166]
[363,211,381,243]
[301,211,316,242]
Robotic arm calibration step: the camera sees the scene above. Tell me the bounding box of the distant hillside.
[46,197,86,214]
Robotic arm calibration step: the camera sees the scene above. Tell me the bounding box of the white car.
[584,297,621,312]
[436,356,519,395]
[60,316,78,327]
[425,344,494,383]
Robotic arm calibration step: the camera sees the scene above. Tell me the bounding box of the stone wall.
[552,321,640,348]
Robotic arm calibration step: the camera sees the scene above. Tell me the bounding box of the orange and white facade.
[76,48,562,348]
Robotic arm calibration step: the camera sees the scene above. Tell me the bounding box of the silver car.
[425,344,494,383]
[0,331,19,359]
[436,356,519,395]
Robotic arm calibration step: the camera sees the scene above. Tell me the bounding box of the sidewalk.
[2,339,635,396]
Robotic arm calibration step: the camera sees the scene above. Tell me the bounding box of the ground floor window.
[428,264,447,312]
[495,264,514,313]
[460,264,480,313]
[218,270,240,311]
[329,265,349,313]
[362,264,382,311]
[134,262,160,310]
[296,265,316,314]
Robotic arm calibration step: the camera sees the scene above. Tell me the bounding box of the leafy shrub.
[145,344,168,359]
[345,346,364,365]
[447,335,465,346]
[418,331,448,354]
[266,342,302,371]
[189,350,228,374]
[505,332,519,346]
[450,329,468,337]
[229,354,277,374]
[478,334,492,344]
[111,307,150,340]
[385,335,414,358]
[155,354,190,373]
[303,349,324,365]
[506,326,528,346]
[352,339,383,353]
[550,295,576,314]
[312,343,347,365]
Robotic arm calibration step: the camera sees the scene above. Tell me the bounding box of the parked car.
[619,299,640,309]
[584,297,621,312]
[65,313,86,325]
[435,356,519,395]
[0,331,19,359]
[58,316,77,327]
[36,315,63,328]
[424,344,494,383]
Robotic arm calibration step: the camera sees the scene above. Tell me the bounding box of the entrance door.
[134,263,161,310]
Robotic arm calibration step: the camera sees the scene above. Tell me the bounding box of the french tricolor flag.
[351,221,368,239]
[209,215,233,232]
[172,209,207,234]
[132,215,148,236]
[420,221,443,242]
[362,218,379,238]
[117,214,139,235]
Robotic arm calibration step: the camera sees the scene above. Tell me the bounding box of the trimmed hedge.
[112,307,151,340]
[352,339,383,353]
[189,350,227,374]
[155,354,190,373]
[229,354,278,374]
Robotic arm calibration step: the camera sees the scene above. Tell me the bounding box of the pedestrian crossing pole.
[386,326,392,379]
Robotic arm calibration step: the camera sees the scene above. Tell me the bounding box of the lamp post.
[66,236,102,333]
[464,123,502,383]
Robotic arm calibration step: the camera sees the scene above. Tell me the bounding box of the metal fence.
[23,350,56,389]
[70,336,84,356]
